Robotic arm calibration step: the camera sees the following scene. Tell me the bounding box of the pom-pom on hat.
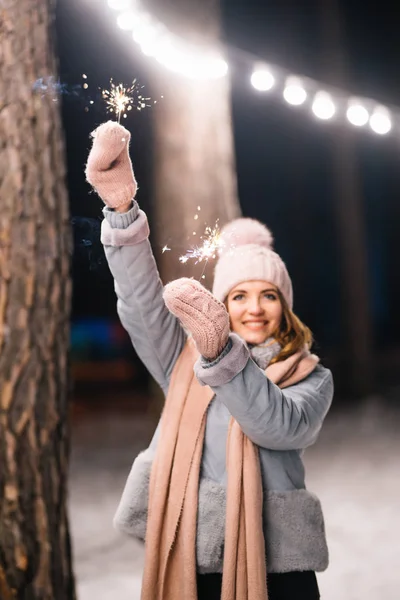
[212,218,293,308]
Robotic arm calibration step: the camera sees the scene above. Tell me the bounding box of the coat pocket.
[113,448,154,539]
[196,478,226,574]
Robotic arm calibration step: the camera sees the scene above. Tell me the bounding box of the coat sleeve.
[102,202,186,393]
[194,334,334,450]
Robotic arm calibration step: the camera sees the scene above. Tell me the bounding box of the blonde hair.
[269,290,313,365]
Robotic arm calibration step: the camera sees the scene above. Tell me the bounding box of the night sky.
[56,0,400,361]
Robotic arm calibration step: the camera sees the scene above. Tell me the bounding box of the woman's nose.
[248,301,264,315]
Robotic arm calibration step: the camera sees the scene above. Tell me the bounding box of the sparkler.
[179,222,223,274]
[32,74,157,118]
[162,206,224,280]
[101,78,152,123]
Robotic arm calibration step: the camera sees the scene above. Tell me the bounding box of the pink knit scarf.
[140,341,319,600]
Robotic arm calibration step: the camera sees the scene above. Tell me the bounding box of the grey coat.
[102,202,334,574]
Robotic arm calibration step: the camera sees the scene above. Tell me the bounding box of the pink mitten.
[163,278,230,360]
[85,121,137,208]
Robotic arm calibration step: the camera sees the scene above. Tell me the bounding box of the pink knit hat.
[212,218,293,308]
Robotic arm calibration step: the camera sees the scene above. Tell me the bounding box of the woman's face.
[226,280,283,345]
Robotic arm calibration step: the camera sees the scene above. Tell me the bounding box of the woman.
[86,121,334,600]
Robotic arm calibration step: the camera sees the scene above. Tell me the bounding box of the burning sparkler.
[101,78,152,123]
[179,222,222,266]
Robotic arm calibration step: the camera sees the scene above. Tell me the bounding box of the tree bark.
[0,1,75,598]
[148,0,241,285]
[317,0,374,395]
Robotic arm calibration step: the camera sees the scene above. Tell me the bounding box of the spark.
[162,245,171,253]
[101,78,152,123]
[179,222,222,266]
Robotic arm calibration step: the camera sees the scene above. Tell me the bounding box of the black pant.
[197,571,320,600]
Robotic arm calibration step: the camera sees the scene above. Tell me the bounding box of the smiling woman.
[86,121,333,600]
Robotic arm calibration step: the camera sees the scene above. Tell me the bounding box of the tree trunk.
[0,2,75,598]
[317,0,374,395]
[148,0,241,285]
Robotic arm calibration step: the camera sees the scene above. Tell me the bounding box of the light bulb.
[283,77,307,106]
[251,67,275,92]
[369,106,392,135]
[312,91,336,120]
[117,10,139,30]
[347,101,369,127]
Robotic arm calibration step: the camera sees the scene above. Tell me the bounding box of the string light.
[117,10,141,30]
[369,106,392,135]
[312,91,336,120]
[108,1,227,80]
[107,0,131,10]
[103,0,397,139]
[347,100,369,127]
[133,22,160,49]
[283,77,307,106]
[251,65,275,91]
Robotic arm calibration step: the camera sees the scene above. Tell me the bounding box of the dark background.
[55,0,400,394]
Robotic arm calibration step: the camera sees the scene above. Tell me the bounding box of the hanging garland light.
[107,0,227,79]
[106,0,395,136]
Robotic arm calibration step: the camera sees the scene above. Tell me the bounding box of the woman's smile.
[226,281,283,345]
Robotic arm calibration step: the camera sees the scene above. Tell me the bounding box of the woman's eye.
[264,293,277,300]
[232,294,244,301]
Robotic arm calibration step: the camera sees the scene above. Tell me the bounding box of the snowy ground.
[69,394,400,600]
